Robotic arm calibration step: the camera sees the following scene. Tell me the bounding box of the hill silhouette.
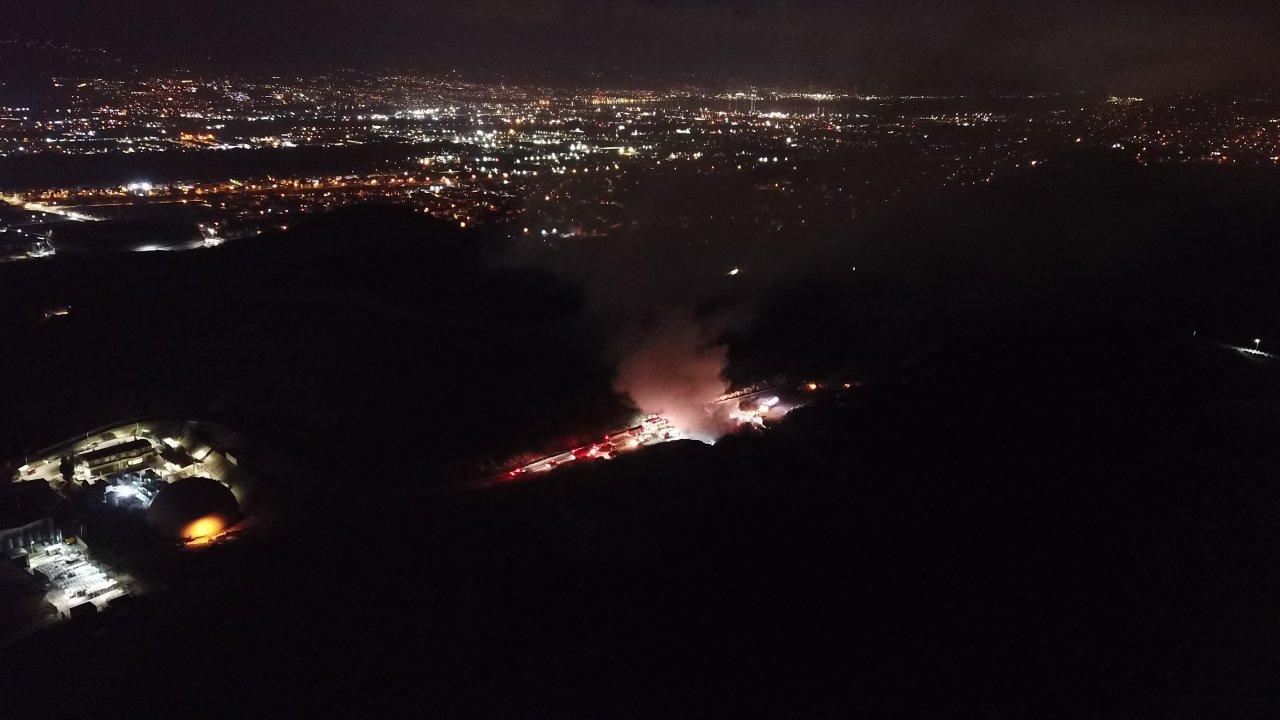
[5,160,1280,715]
[0,204,631,484]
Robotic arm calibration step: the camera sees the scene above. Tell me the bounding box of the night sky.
[9,0,1280,91]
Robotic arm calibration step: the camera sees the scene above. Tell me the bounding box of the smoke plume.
[612,311,732,441]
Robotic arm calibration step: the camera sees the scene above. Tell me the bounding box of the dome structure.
[146,477,240,541]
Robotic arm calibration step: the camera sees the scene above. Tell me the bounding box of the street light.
[1254,338,1262,351]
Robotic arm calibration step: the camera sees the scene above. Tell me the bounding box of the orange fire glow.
[182,515,225,541]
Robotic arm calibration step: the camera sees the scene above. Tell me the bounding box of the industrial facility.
[145,477,241,542]
[2,419,268,646]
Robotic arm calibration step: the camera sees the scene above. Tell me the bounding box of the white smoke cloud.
[612,311,734,442]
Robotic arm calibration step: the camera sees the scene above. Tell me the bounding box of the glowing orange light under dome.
[182,515,226,542]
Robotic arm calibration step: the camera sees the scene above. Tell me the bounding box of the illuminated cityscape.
[5,74,1279,260]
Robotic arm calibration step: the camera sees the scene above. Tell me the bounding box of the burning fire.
[612,313,732,441]
[182,515,226,542]
[727,395,782,428]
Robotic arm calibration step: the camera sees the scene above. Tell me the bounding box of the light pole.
[1254,338,1262,351]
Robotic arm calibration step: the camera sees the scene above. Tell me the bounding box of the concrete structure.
[77,437,155,477]
[27,541,128,616]
[146,477,240,541]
